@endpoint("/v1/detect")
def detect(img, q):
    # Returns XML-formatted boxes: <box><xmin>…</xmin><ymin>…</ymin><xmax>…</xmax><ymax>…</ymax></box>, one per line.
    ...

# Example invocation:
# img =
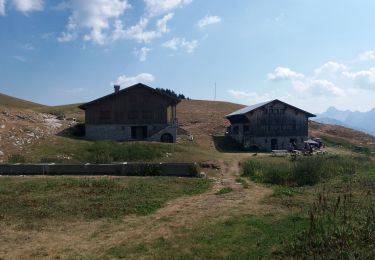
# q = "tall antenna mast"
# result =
<box><xmin>214</xmin><ymin>82</ymin><xmax>217</xmax><ymax>101</ymax></box>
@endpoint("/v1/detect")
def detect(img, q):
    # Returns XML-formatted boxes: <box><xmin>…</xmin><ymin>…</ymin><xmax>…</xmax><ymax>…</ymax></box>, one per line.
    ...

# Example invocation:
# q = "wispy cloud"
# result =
<box><xmin>64</xmin><ymin>87</ymin><xmax>84</xmax><ymax>95</ymax></box>
<box><xmin>353</xmin><ymin>50</ymin><xmax>375</xmax><ymax>63</ymax></box>
<box><xmin>144</xmin><ymin>0</ymin><xmax>192</xmax><ymax>16</ymax></box>
<box><xmin>197</xmin><ymin>14</ymin><xmax>221</xmax><ymax>28</ymax></box>
<box><xmin>112</xmin><ymin>12</ymin><xmax>174</xmax><ymax>43</ymax></box>
<box><xmin>12</xmin><ymin>0</ymin><xmax>44</xmax><ymax>12</ymax></box>
<box><xmin>314</xmin><ymin>61</ymin><xmax>347</xmax><ymax>75</ymax></box>
<box><xmin>58</xmin><ymin>0</ymin><xmax>131</xmax><ymax>44</ymax></box>
<box><xmin>0</xmin><ymin>0</ymin><xmax>44</xmax><ymax>15</ymax></box>
<box><xmin>13</xmin><ymin>55</ymin><xmax>27</xmax><ymax>62</ymax></box>
<box><xmin>0</xmin><ymin>0</ymin><xmax>5</xmax><ymax>15</ymax></box>
<box><xmin>134</xmin><ymin>47</ymin><xmax>151</xmax><ymax>62</ymax></box>
<box><xmin>21</xmin><ymin>42</ymin><xmax>35</xmax><ymax>50</ymax></box>
<box><xmin>268</xmin><ymin>67</ymin><xmax>304</xmax><ymax>81</ymax></box>
<box><xmin>114</xmin><ymin>73</ymin><xmax>155</xmax><ymax>87</ymax></box>
<box><xmin>162</xmin><ymin>37</ymin><xmax>198</xmax><ymax>53</ymax></box>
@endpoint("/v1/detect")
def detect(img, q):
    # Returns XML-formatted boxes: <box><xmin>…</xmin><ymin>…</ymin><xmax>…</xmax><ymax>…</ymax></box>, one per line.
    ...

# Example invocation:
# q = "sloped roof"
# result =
<box><xmin>79</xmin><ymin>83</ymin><xmax>180</xmax><ymax>110</ymax></box>
<box><xmin>225</xmin><ymin>99</ymin><xmax>316</xmax><ymax>118</ymax></box>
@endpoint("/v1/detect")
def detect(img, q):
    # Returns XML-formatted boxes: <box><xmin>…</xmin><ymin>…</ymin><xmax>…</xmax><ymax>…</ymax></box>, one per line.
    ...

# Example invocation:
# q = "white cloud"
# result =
<box><xmin>144</xmin><ymin>0</ymin><xmax>192</xmax><ymax>16</ymax></box>
<box><xmin>162</xmin><ymin>37</ymin><xmax>198</xmax><ymax>53</ymax></box>
<box><xmin>292</xmin><ymin>80</ymin><xmax>309</xmax><ymax>92</ymax></box>
<box><xmin>314</xmin><ymin>61</ymin><xmax>347</xmax><ymax>75</ymax></box>
<box><xmin>64</xmin><ymin>87</ymin><xmax>84</xmax><ymax>95</ymax></box>
<box><xmin>197</xmin><ymin>14</ymin><xmax>221</xmax><ymax>28</ymax></box>
<box><xmin>274</xmin><ymin>13</ymin><xmax>285</xmax><ymax>23</ymax></box>
<box><xmin>268</xmin><ymin>67</ymin><xmax>304</xmax><ymax>81</ymax></box>
<box><xmin>355</xmin><ymin>50</ymin><xmax>375</xmax><ymax>62</ymax></box>
<box><xmin>292</xmin><ymin>79</ymin><xmax>344</xmax><ymax>97</ymax></box>
<box><xmin>13</xmin><ymin>55</ymin><xmax>27</xmax><ymax>62</ymax></box>
<box><xmin>21</xmin><ymin>42</ymin><xmax>34</xmax><ymax>50</ymax></box>
<box><xmin>0</xmin><ymin>0</ymin><xmax>5</xmax><ymax>15</ymax></box>
<box><xmin>134</xmin><ymin>47</ymin><xmax>151</xmax><ymax>62</ymax></box>
<box><xmin>57</xmin><ymin>16</ymin><xmax>77</xmax><ymax>42</ymax></box>
<box><xmin>115</xmin><ymin>73</ymin><xmax>155</xmax><ymax>87</ymax></box>
<box><xmin>112</xmin><ymin>12</ymin><xmax>174</xmax><ymax>43</ymax></box>
<box><xmin>53</xmin><ymin>1</ymin><xmax>70</xmax><ymax>11</ymax></box>
<box><xmin>312</xmin><ymin>79</ymin><xmax>345</xmax><ymax>97</ymax></box>
<box><xmin>12</xmin><ymin>0</ymin><xmax>43</xmax><ymax>12</ymax></box>
<box><xmin>343</xmin><ymin>68</ymin><xmax>375</xmax><ymax>84</ymax></box>
<box><xmin>227</xmin><ymin>89</ymin><xmax>259</xmax><ymax>99</ymax></box>
<box><xmin>58</xmin><ymin>0</ymin><xmax>130</xmax><ymax>44</ymax></box>
<box><xmin>1</xmin><ymin>0</ymin><xmax>44</xmax><ymax>14</ymax></box>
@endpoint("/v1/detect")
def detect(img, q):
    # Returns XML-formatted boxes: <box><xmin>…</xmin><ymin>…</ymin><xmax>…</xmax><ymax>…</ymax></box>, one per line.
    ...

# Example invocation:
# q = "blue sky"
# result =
<box><xmin>1</xmin><ymin>0</ymin><xmax>375</xmax><ymax>113</ymax></box>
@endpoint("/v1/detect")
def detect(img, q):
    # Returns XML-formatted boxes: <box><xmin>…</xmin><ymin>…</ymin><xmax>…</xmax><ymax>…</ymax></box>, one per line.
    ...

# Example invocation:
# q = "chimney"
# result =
<box><xmin>114</xmin><ymin>85</ymin><xmax>120</xmax><ymax>93</ymax></box>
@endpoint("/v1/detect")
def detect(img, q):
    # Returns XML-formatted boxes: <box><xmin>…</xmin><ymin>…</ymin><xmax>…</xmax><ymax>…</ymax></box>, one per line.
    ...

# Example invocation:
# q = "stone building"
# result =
<box><xmin>225</xmin><ymin>99</ymin><xmax>316</xmax><ymax>151</ymax></box>
<box><xmin>79</xmin><ymin>83</ymin><xmax>180</xmax><ymax>142</ymax></box>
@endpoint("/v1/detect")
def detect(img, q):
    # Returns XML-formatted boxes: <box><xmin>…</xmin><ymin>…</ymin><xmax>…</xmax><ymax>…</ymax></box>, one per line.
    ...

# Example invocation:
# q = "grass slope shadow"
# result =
<box><xmin>212</xmin><ymin>135</ymin><xmax>247</xmax><ymax>153</ymax></box>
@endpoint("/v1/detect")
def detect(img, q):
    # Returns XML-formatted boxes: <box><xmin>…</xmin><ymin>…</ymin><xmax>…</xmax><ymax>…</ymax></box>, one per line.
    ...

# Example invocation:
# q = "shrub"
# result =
<box><xmin>7</xmin><ymin>154</ymin><xmax>26</xmax><ymax>163</ymax></box>
<box><xmin>281</xmin><ymin>189</ymin><xmax>375</xmax><ymax>259</ymax></box>
<box><xmin>242</xmin><ymin>156</ymin><xmax>361</xmax><ymax>187</ymax></box>
<box><xmin>292</xmin><ymin>157</ymin><xmax>324</xmax><ymax>186</ymax></box>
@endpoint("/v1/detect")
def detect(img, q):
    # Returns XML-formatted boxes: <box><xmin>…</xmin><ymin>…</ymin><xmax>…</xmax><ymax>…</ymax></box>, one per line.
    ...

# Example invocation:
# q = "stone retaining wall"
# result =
<box><xmin>0</xmin><ymin>163</ymin><xmax>198</xmax><ymax>177</ymax></box>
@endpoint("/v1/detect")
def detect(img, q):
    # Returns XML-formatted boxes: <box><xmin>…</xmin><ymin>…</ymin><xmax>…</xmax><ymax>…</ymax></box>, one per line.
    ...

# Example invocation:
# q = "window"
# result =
<box><xmin>233</xmin><ymin>126</ymin><xmax>239</xmax><ymax>135</ymax></box>
<box><xmin>243</xmin><ymin>125</ymin><xmax>250</xmax><ymax>133</ymax></box>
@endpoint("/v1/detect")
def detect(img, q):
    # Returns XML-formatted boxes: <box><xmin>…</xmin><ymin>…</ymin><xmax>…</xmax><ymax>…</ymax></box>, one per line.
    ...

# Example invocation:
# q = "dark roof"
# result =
<box><xmin>225</xmin><ymin>99</ymin><xmax>316</xmax><ymax>118</ymax></box>
<box><xmin>79</xmin><ymin>83</ymin><xmax>180</xmax><ymax>110</ymax></box>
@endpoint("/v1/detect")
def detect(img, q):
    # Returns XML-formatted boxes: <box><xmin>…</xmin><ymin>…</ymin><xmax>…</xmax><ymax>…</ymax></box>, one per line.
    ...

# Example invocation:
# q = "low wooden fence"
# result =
<box><xmin>0</xmin><ymin>163</ymin><xmax>198</xmax><ymax>177</ymax></box>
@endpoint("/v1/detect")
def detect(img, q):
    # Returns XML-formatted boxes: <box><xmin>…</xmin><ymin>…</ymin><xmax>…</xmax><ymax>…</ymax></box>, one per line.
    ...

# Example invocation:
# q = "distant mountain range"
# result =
<box><xmin>314</xmin><ymin>106</ymin><xmax>375</xmax><ymax>136</ymax></box>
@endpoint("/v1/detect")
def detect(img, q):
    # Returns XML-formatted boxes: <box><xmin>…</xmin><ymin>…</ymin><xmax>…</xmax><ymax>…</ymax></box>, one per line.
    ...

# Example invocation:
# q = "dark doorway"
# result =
<box><xmin>161</xmin><ymin>133</ymin><xmax>173</xmax><ymax>143</ymax></box>
<box><xmin>131</xmin><ymin>126</ymin><xmax>148</xmax><ymax>140</ymax></box>
<box><xmin>271</xmin><ymin>138</ymin><xmax>278</xmax><ymax>150</ymax></box>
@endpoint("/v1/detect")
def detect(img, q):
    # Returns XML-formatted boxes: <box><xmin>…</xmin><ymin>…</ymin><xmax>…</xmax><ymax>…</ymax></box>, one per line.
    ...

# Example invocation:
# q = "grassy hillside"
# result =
<box><xmin>1</xmin><ymin>95</ymin><xmax>375</xmax><ymax>259</ymax></box>
<box><xmin>0</xmin><ymin>92</ymin><xmax>44</xmax><ymax>109</ymax></box>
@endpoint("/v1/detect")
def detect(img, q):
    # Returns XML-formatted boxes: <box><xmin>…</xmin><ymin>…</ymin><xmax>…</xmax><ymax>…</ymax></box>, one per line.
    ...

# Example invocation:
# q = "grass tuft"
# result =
<box><xmin>215</xmin><ymin>187</ymin><xmax>234</xmax><ymax>195</ymax></box>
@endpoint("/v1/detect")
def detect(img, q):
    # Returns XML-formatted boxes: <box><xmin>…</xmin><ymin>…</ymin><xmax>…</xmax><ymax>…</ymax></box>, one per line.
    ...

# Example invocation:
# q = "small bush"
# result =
<box><xmin>7</xmin><ymin>154</ymin><xmax>26</xmax><ymax>163</ymax></box>
<box><xmin>281</xmin><ymin>189</ymin><xmax>375</xmax><ymax>259</ymax></box>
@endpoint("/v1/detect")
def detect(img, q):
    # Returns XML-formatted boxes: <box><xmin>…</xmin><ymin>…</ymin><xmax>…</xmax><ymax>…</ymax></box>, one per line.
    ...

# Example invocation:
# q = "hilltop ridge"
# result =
<box><xmin>0</xmin><ymin>92</ymin><xmax>374</xmax><ymax>158</ymax></box>
<box><xmin>0</xmin><ymin>92</ymin><xmax>44</xmax><ymax>109</ymax></box>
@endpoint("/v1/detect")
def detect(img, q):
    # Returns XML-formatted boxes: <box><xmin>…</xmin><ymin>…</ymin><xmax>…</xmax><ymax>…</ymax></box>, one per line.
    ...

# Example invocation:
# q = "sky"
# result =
<box><xmin>1</xmin><ymin>0</ymin><xmax>375</xmax><ymax>113</ymax></box>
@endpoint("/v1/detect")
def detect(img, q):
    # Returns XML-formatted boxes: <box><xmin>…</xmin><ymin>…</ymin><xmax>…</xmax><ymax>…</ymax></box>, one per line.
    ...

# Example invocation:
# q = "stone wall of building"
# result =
<box><xmin>85</xmin><ymin>124</ymin><xmax>178</xmax><ymax>142</ymax></box>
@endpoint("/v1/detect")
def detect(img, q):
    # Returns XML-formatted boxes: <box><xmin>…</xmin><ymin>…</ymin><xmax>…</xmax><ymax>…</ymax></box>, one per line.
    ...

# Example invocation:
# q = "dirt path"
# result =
<box><xmin>0</xmin><ymin>155</ymin><xmax>274</xmax><ymax>259</ymax></box>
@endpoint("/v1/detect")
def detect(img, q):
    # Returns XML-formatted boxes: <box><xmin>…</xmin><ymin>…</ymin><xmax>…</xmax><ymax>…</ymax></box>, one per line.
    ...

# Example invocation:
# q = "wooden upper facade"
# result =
<box><xmin>79</xmin><ymin>83</ymin><xmax>180</xmax><ymax>125</ymax></box>
<box><xmin>226</xmin><ymin>99</ymin><xmax>316</xmax><ymax>137</ymax></box>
